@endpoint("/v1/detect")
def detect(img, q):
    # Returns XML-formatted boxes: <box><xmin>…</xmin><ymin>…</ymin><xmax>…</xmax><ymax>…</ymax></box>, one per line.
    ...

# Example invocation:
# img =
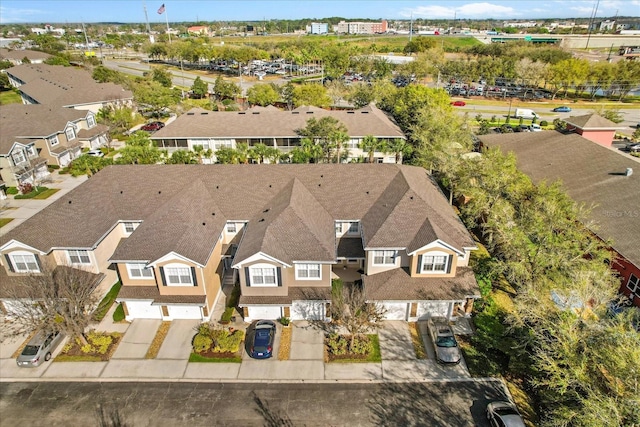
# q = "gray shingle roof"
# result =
<box><xmin>6</xmin><ymin>63</ymin><xmax>133</xmax><ymax>108</ymax></box>
<box><xmin>564</xmin><ymin>113</ymin><xmax>621</xmax><ymax>130</ymax></box>
<box><xmin>1</xmin><ymin>164</ymin><xmax>475</xmax><ymax>269</ymax></box>
<box><xmin>363</xmin><ymin>267</ymin><xmax>479</xmax><ymax>301</ymax></box>
<box><xmin>151</xmin><ymin>104</ymin><xmax>405</xmax><ymax>140</ymax></box>
<box><xmin>239</xmin><ymin>286</ymin><xmax>331</xmax><ymax>306</ymax></box>
<box><xmin>478</xmin><ymin>131</ymin><xmax>640</xmax><ymax>268</ymax></box>
<box><xmin>0</xmin><ymin>104</ymin><xmax>88</xmax><ymax>154</ymax></box>
<box><xmin>0</xmin><ymin>48</ymin><xmax>52</xmax><ymax>62</ymax></box>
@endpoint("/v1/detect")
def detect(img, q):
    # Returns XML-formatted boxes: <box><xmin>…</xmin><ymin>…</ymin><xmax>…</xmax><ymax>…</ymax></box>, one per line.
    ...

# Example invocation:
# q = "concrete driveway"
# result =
<box><xmin>289</xmin><ymin>321</ymin><xmax>324</xmax><ymax>360</ymax></box>
<box><xmin>111</xmin><ymin>319</ymin><xmax>161</xmax><ymax>359</ymax></box>
<box><xmin>156</xmin><ymin>319</ymin><xmax>200</xmax><ymax>359</ymax></box>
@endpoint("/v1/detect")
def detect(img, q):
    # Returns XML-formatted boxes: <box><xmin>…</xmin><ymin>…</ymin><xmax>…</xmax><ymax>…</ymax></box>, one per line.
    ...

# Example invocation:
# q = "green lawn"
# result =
<box><xmin>31</xmin><ymin>188</ymin><xmax>60</xmax><ymax>199</ymax></box>
<box><xmin>0</xmin><ymin>218</ymin><xmax>14</xmax><ymax>228</ymax></box>
<box><xmin>188</xmin><ymin>353</ymin><xmax>242</xmax><ymax>363</ymax></box>
<box><xmin>93</xmin><ymin>281</ymin><xmax>122</xmax><ymax>321</ymax></box>
<box><xmin>0</xmin><ymin>90</ymin><xmax>22</xmax><ymax>105</ymax></box>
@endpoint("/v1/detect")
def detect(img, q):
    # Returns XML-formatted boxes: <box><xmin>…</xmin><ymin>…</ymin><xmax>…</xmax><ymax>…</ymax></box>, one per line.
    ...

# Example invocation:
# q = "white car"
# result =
<box><xmin>86</xmin><ymin>149</ymin><xmax>105</xmax><ymax>157</ymax></box>
<box><xmin>427</xmin><ymin>316</ymin><xmax>461</xmax><ymax>364</ymax></box>
<box><xmin>528</xmin><ymin>124</ymin><xmax>542</xmax><ymax>132</ymax></box>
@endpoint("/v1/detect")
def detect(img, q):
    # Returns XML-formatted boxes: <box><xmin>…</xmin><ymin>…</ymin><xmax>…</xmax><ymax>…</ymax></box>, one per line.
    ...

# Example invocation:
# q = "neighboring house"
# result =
<box><xmin>0</xmin><ymin>48</ymin><xmax>52</xmax><ymax>65</ymax></box>
<box><xmin>563</xmin><ymin>114</ymin><xmax>622</xmax><ymax>147</ymax></box>
<box><xmin>5</xmin><ymin>63</ymin><xmax>133</xmax><ymax>113</ymax></box>
<box><xmin>151</xmin><ymin>104</ymin><xmax>406</xmax><ymax>164</ymax></box>
<box><xmin>478</xmin><ymin>131</ymin><xmax>640</xmax><ymax>307</ymax></box>
<box><xmin>0</xmin><ymin>164</ymin><xmax>480</xmax><ymax>322</ymax></box>
<box><xmin>0</xmin><ymin>105</ymin><xmax>109</xmax><ymax>187</ymax></box>
<box><xmin>187</xmin><ymin>26</ymin><xmax>210</xmax><ymax>36</ymax></box>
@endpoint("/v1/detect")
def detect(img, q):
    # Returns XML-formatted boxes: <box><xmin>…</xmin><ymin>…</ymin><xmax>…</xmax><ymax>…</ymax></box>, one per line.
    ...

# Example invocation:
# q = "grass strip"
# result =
<box><xmin>145</xmin><ymin>321</ymin><xmax>171</xmax><ymax>359</ymax></box>
<box><xmin>409</xmin><ymin>322</ymin><xmax>427</xmax><ymax>359</ymax></box>
<box><xmin>0</xmin><ymin>218</ymin><xmax>14</xmax><ymax>228</ymax></box>
<box><xmin>188</xmin><ymin>353</ymin><xmax>242</xmax><ymax>363</ymax></box>
<box><xmin>92</xmin><ymin>281</ymin><xmax>122</xmax><ymax>321</ymax></box>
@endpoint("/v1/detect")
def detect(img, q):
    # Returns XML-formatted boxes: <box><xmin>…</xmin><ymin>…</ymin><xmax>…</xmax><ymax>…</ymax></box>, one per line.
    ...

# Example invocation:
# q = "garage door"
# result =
<box><xmin>381</xmin><ymin>303</ymin><xmax>408</xmax><ymax>320</ymax></box>
<box><xmin>291</xmin><ymin>301</ymin><xmax>325</xmax><ymax>321</ymax></box>
<box><xmin>247</xmin><ymin>306</ymin><xmax>282</xmax><ymax>321</ymax></box>
<box><xmin>124</xmin><ymin>300</ymin><xmax>162</xmax><ymax>320</ymax></box>
<box><xmin>417</xmin><ymin>301</ymin><xmax>451</xmax><ymax>320</ymax></box>
<box><xmin>1</xmin><ymin>299</ymin><xmax>31</xmax><ymax>318</ymax></box>
<box><xmin>167</xmin><ymin>305</ymin><xmax>202</xmax><ymax>320</ymax></box>
<box><xmin>59</xmin><ymin>152</ymin><xmax>71</xmax><ymax>167</ymax></box>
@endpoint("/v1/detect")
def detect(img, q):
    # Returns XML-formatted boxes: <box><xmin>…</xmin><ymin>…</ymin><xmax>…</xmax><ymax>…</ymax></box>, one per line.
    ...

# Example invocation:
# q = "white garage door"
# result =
<box><xmin>124</xmin><ymin>300</ymin><xmax>162</xmax><ymax>320</ymax></box>
<box><xmin>291</xmin><ymin>301</ymin><xmax>325</xmax><ymax>321</ymax></box>
<box><xmin>247</xmin><ymin>306</ymin><xmax>282</xmax><ymax>321</ymax></box>
<box><xmin>417</xmin><ymin>301</ymin><xmax>451</xmax><ymax>320</ymax></box>
<box><xmin>167</xmin><ymin>305</ymin><xmax>202</xmax><ymax>320</ymax></box>
<box><xmin>381</xmin><ymin>303</ymin><xmax>408</xmax><ymax>320</ymax></box>
<box><xmin>59</xmin><ymin>152</ymin><xmax>71</xmax><ymax>167</ymax></box>
<box><xmin>1</xmin><ymin>299</ymin><xmax>31</xmax><ymax>318</ymax></box>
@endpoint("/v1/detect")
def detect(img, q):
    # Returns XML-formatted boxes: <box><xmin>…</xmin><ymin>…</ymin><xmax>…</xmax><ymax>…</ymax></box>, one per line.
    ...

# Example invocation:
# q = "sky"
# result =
<box><xmin>0</xmin><ymin>0</ymin><xmax>638</xmax><ymax>24</ymax></box>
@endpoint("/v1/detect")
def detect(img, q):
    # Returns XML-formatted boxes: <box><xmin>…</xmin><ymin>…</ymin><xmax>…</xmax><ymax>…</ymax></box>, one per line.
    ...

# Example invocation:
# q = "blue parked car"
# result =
<box><xmin>553</xmin><ymin>106</ymin><xmax>571</xmax><ymax>112</ymax></box>
<box><xmin>249</xmin><ymin>320</ymin><xmax>276</xmax><ymax>359</ymax></box>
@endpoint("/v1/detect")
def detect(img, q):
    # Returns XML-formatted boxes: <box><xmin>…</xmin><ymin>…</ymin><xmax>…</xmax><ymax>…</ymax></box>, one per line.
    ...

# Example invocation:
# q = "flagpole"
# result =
<box><xmin>164</xmin><ymin>4</ymin><xmax>171</xmax><ymax>44</ymax></box>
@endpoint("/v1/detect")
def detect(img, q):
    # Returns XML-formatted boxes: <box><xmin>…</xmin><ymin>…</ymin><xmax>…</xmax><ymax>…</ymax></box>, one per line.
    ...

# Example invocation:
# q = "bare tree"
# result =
<box><xmin>5</xmin><ymin>265</ymin><xmax>103</xmax><ymax>345</ymax></box>
<box><xmin>331</xmin><ymin>280</ymin><xmax>386</xmax><ymax>348</ymax></box>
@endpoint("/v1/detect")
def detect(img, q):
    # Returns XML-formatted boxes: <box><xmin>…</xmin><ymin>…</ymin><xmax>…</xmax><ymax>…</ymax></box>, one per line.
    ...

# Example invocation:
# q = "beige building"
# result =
<box><xmin>0</xmin><ymin>164</ymin><xmax>479</xmax><ymax>322</ymax></box>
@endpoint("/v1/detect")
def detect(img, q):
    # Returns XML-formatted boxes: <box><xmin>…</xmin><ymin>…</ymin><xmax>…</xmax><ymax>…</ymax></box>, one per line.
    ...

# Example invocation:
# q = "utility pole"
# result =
<box><xmin>585</xmin><ymin>0</ymin><xmax>600</xmax><ymax>50</ymax></box>
<box><xmin>409</xmin><ymin>13</ymin><xmax>413</xmax><ymax>41</ymax></box>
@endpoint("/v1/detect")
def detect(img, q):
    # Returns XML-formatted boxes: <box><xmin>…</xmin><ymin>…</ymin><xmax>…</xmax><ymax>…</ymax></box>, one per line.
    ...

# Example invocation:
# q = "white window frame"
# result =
<box><xmin>123</xmin><ymin>222</ymin><xmax>137</xmax><ymax>234</ymax></box>
<box><xmin>87</xmin><ymin>114</ymin><xmax>96</xmax><ymax>128</ymax></box>
<box><xmin>226</xmin><ymin>222</ymin><xmax>237</xmax><ymax>233</ymax></box>
<box><xmin>372</xmin><ymin>250</ymin><xmax>397</xmax><ymax>266</ymax></box>
<box><xmin>249</xmin><ymin>263</ymin><xmax>277</xmax><ymax>287</ymax></box>
<box><xmin>9</xmin><ymin>251</ymin><xmax>40</xmax><ymax>273</ymax></box>
<box><xmin>127</xmin><ymin>263</ymin><xmax>154</xmax><ymax>279</ymax></box>
<box><xmin>628</xmin><ymin>274</ymin><xmax>640</xmax><ymax>297</ymax></box>
<box><xmin>65</xmin><ymin>126</ymin><xmax>76</xmax><ymax>141</ymax></box>
<box><xmin>12</xmin><ymin>150</ymin><xmax>25</xmax><ymax>165</ymax></box>
<box><xmin>420</xmin><ymin>252</ymin><xmax>450</xmax><ymax>274</ymax></box>
<box><xmin>67</xmin><ymin>249</ymin><xmax>91</xmax><ymax>265</ymax></box>
<box><xmin>163</xmin><ymin>263</ymin><xmax>194</xmax><ymax>286</ymax></box>
<box><xmin>347</xmin><ymin>222</ymin><xmax>359</xmax><ymax>235</ymax></box>
<box><xmin>295</xmin><ymin>263</ymin><xmax>321</xmax><ymax>280</ymax></box>
<box><xmin>25</xmin><ymin>145</ymin><xmax>36</xmax><ymax>157</ymax></box>
<box><xmin>48</xmin><ymin>135</ymin><xmax>59</xmax><ymax>146</ymax></box>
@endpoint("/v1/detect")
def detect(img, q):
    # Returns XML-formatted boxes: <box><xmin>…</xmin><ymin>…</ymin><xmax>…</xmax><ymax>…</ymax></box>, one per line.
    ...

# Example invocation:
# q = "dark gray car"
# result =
<box><xmin>16</xmin><ymin>331</ymin><xmax>64</xmax><ymax>367</ymax></box>
<box><xmin>427</xmin><ymin>316</ymin><xmax>461</xmax><ymax>364</ymax></box>
<box><xmin>486</xmin><ymin>401</ymin><xmax>526</xmax><ymax>427</ymax></box>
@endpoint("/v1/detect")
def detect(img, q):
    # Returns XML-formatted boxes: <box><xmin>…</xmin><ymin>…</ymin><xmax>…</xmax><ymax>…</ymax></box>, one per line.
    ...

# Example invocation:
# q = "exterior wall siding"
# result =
<box><xmin>366</xmin><ymin>250</ymin><xmax>409</xmax><ymax>275</ymax></box>
<box><xmin>238</xmin><ymin>259</ymin><xmax>288</xmax><ymax>297</ymax></box>
<box><xmin>409</xmin><ymin>247</ymin><xmax>458</xmax><ymax>278</ymax></box>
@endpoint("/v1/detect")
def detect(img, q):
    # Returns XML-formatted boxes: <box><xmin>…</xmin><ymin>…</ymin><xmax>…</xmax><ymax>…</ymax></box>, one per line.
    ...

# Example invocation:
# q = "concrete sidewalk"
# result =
<box><xmin>0</xmin><ymin>320</ymin><xmax>471</xmax><ymax>383</ymax></box>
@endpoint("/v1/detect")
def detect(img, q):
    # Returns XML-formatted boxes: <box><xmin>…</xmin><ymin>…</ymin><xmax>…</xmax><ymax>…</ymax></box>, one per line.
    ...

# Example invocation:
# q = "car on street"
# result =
<box><xmin>16</xmin><ymin>330</ymin><xmax>64</xmax><ymax>367</ymax></box>
<box><xmin>86</xmin><ymin>149</ymin><xmax>105</xmax><ymax>157</ymax></box>
<box><xmin>140</xmin><ymin>121</ymin><xmax>165</xmax><ymax>132</ymax></box>
<box><xmin>450</xmin><ymin>100</ymin><xmax>466</xmax><ymax>107</ymax></box>
<box><xmin>515</xmin><ymin>125</ymin><xmax>531</xmax><ymax>132</ymax></box>
<box><xmin>553</xmin><ymin>106</ymin><xmax>572</xmax><ymax>112</ymax></box>
<box><xmin>427</xmin><ymin>316</ymin><xmax>461</xmax><ymax>364</ymax></box>
<box><xmin>627</xmin><ymin>143</ymin><xmax>640</xmax><ymax>153</ymax></box>
<box><xmin>528</xmin><ymin>124</ymin><xmax>542</xmax><ymax>132</ymax></box>
<box><xmin>249</xmin><ymin>320</ymin><xmax>276</xmax><ymax>359</ymax></box>
<box><xmin>486</xmin><ymin>401</ymin><xmax>526</xmax><ymax>427</ymax></box>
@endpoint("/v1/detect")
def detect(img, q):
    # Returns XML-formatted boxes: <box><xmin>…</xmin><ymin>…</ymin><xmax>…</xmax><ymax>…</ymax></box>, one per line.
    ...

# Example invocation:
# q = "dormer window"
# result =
<box><xmin>226</xmin><ymin>222</ymin><xmax>237</xmax><ymax>233</ymax></box>
<box><xmin>6</xmin><ymin>251</ymin><xmax>40</xmax><ymax>273</ymax></box>
<box><xmin>420</xmin><ymin>252</ymin><xmax>450</xmax><ymax>274</ymax></box>
<box><xmin>48</xmin><ymin>135</ymin><xmax>59</xmax><ymax>146</ymax></box>
<box><xmin>12</xmin><ymin>150</ymin><xmax>26</xmax><ymax>166</ymax></box>
<box><xmin>347</xmin><ymin>222</ymin><xmax>359</xmax><ymax>235</ymax></box>
<box><xmin>373</xmin><ymin>250</ymin><xmax>397</xmax><ymax>265</ymax></box>
<box><xmin>87</xmin><ymin>115</ymin><xmax>96</xmax><ymax>128</ymax></box>
<box><xmin>65</xmin><ymin>127</ymin><xmax>76</xmax><ymax>141</ymax></box>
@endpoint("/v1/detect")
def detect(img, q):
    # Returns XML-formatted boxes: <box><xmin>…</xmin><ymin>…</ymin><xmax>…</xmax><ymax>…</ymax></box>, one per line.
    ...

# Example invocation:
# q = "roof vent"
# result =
<box><xmin>366</xmin><ymin>191</ymin><xmax>369</xmax><ymax>195</ymax></box>
<box><xmin>269</xmin><ymin>184</ymin><xmax>272</xmax><ymax>188</ymax></box>
<box><xmin>347</xmin><ymin>111</ymin><xmax>355</xmax><ymax>114</ymax></box>
<box><xmin>320</xmin><ymin>174</ymin><xmax>323</xmax><ymax>178</ymax></box>
<box><xmin>212</xmin><ymin>212</ymin><xmax>215</xmax><ymax>216</ymax></box>
<box><xmin>263</xmin><ymin>208</ymin><xmax>270</xmax><ymax>213</ymax></box>
<box><xmin>318</xmin><ymin>183</ymin><xmax>321</xmax><ymax>187</ymax></box>
<box><xmin>120</xmin><ymin>190</ymin><xmax>123</xmax><ymax>194</ymax></box>
<box><xmin>158</xmin><ymin>191</ymin><xmax>161</xmax><ymax>194</ymax></box>
<box><xmin>361</xmin><ymin>111</ymin><xmax>369</xmax><ymax>114</ymax></box>
<box><xmin>410</xmin><ymin>196</ymin><xmax>414</xmax><ymax>200</ymax></box>
<box><xmin>626</xmin><ymin>168</ymin><xmax>633</xmax><ymax>177</ymax></box>
<box><xmin>239</xmin><ymin>112</ymin><xmax>246</xmax><ymax>115</ymax></box>
<box><xmin>187</xmin><ymin>112</ymin><xmax>195</xmax><ymax>115</ymax></box>
<box><xmin>68</xmin><ymin>200</ymin><xmax>72</xmax><ymax>204</ymax></box>
<box><xmin>200</xmin><ymin>112</ymin><xmax>208</xmax><ymax>115</ymax></box>
<box><xmin>306</xmin><ymin>111</ymin><xmax>313</xmax><ymax>114</ymax></box>
<box><xmin>292</xmin><ymin>112</ymin><xmax>299</xmax><ymax>114</ymax></box>
<box><xmin>202</xmin><ymin>222</ymin><xmax>206</xmax><ymax>226</ymax></box>
<box><xmin>216</xmin><ymin>185</ymin><xmax>219</xmax><ymax>189</ymax></box>
<box><xmin>252</xmin><ymin>112</ymin><xmax>260</xmax><ymax>114</ymax></box>
<box><xmin>259</xmin><ymin>218</ymin><xmax>265</xmax><ymax>222</ymax></box>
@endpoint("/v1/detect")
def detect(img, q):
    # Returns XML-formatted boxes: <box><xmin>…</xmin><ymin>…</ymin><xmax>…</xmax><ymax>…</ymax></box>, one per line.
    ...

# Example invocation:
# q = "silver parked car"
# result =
<box><xmin>486</xmin><ymin>401</ymin><xmax>526</xmax><ymax>427</ymax></box>
<box><xmin>16</xmin><ymin>330</ymin><xmax>64</xmax><ymax>367</ymax></box>
<box><xmin>427</xmin><ymin>316</ymin><xmax>461</xmax><ymax>364</ymax></box>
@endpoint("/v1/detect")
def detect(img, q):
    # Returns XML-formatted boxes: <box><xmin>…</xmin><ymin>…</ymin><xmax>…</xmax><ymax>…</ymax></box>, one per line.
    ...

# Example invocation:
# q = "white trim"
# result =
<box><xmin>163</xmin><ymin>262</ymin><xmax>194</xmax><ymax>286</ymax></box>
<box><xmin>0</xmin><ymin>240</ymin><xmax>46</xmax><ymax>254</ymax></box>
<box><xmin>233</xmin><ymin>251</ymin><xmax>291</xmax><ymax>269</ymax></box>
<box><xmin>249</xmin><ymin>263</ymin><xmax>278</xmax><ymax>287</ymax></box>
<box><xmin>126</xmin><ymin>263</ymin><xmax>154</xmax><ymax>279</ymax></box>
<box><xmin>148</xmin><ymin>251</ymin><xmax>204</xmax><ymax>268</ymax></box>
<box><xmin>407</xmin><ymin>239</ymin><xmax>464</xmax><ymax>257</ymax></box>
<box><xmin>7</xmin><ymin>251</ymin><xmax>40</xmax><ymax>273</ymax></box>
<box><xmin>295</xmin><ymin>263</ymin><xmax>322</xmax><ymax>280</ymax></box>
<box><xmin>371</xmin><ymin>250</ymin><xmax>398</xmax><ymax>266</ymax></box>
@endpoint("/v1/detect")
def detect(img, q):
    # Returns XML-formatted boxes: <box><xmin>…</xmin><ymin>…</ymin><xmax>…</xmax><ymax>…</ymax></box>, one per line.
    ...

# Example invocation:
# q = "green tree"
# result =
<box><xmin>213</xmin><ymin>76</ymin><xmax>240</xmax><ymax>100</ymax></box>
<box><xmin>246</xmin><ymin>83</ymin><xmax>279</xmax><ymax>106</ymax></box>
<box><xmin>166</xmin><ymin>150</ymin><xmax>198</xmax><ymax>164</ymax></box>
<box><xmin>150</xmin><ymin>66</ymin><xmax>173</xmax><ymax>88</ymax></box>
<box><xmin>68</xmin><ymin>153</ymin><xmax>113</xmax><ymax>177</ymax></box>
<box><xmin>403</xmin><ymin>36</ymin><xmax>437</xmax><ymax>55</ymax></box>
<box><xmin>133</xmin><ymin>80</ymin><xmax>180</xmax><ymax>115</ymax></box>
<box><xmin>190</xmin><ymin>76</ymin><xmax>208</xmax><ymax>99</ymax></box>
<box><xmin>96</xmin><ymin>105</ymin><xmax>135</xmax><ymax>136</ymax></box>
<box><xmin>117</xmin><ymin>132</ymin><xmax>165</xmax><ymax>164</ymax></box>
<box><xmin>358</xmin><ymin>135</ymin><xmax>380</xmax><ymax>163</ymax></box>
<box><xmin>291</xmin><ymin>83</ymin><xmax>331</xmax><ymax>108</ymax></box>
<box><xmin>296</xmin><ymin>116</ymin><xmax>347</xmax><ymax>162</ymax></box>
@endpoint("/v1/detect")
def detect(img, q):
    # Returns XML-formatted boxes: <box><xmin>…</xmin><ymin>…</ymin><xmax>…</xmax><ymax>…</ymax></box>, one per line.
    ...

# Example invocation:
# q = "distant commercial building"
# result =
<box><xmin>336</xmin><ymin>20</ymin><xmax>388</xmax><ymax>34</ymax></box>
<box><xmin>187</xmin><ymin>26</ymin><xmax>210</xmax><ymax>36</ymax></box>
<box><xmin>307</xmin><ymin>23</ymin><xmax>328</xmax><ymax>34</ymax></box>
<box><xmin>503</xmin><ymin>21</ymin><xmax>538</xmax><ymax>28</ymax></box>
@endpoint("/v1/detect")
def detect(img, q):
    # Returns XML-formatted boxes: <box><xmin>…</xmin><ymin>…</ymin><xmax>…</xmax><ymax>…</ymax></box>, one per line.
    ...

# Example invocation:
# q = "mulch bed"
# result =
<box><xmin>57</xmin><ymin>334</ymin><xmax>122</xmax><ymax>361</ymax></box>
<box><xmin>195</xmin><ymin>349</ymin><xmax>241</xmax><ymax>359</ymax></box>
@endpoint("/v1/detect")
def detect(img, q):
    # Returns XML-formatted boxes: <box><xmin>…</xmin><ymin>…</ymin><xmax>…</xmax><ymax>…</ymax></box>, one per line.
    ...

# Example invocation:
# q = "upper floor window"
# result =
<box><xmin>295</xmin><ymin>263</ymin><xmax>321</xmax><ymax>280</ymax></box>
<box><xmin>628</xmin><ymin>274</ymin><xmax>639</xmax><ymax>298</ymax></box>
<box><xmin>6</xmin><ymin>251</ymin><xmax>40</xmax><ymax>273</ymax></box>
<box><xmin>68</xmin><ymin>250</ymin><xmax>91</xmax><ymax>265</ymax></box>
<box><xmin>12</xmin><ymin>150</ymin><xmax>26</xmax><ymax>165</ymax></box>
<box><xmin>163</xmin><ymin>264</ymin><xmax>194</xmax><ymax>286</ymax></box>
<box><xmin>127</xmin><ymin>263</ymin><xmax>153</xmax><ymax>279</ymax></box>
<box><xmin>420</xmin><ymin>253</ymin><xmax>449</xmax><ymax>273</ymax></box>
<box><xmin>226</xmin><ymin>222</ymin><xmax>237</xmax><ymax>233</ymax></box>
<box><xmin>373</xmin><ymin>250</ymin><xmax>397</xmax><ymax>265</ymax></box>
<box><xmin>249</xmin><ymin>265</ymin><xmax>277</xmax><ymax>286</ymax></box>
<box><xmin>48</xmin><ymin>135</ymin><xmax>59</xmax><ymax>146</ymax></box>
<box><xmin>123</xmin><ymin>222</ymin><xmax>137</xmax><ymax>234</ymax></box>
<box><xmin>25</xmin><ymin>145</ymin><xmax>36</xmax><ymax>157</ymax></box>
<box><xmin>347</xmin><ymin>222</ymin><xmax>359</xmax><ymax>235</ymax></box>
<box><xmin>65</xmin><ymin>127</ymin><xmax>76</xmax><ymax>141</ymax></box>
<box><xmin>87</xmin><ymin>115</ymin><xmax>96</xmax><ymax>128</ymax></box>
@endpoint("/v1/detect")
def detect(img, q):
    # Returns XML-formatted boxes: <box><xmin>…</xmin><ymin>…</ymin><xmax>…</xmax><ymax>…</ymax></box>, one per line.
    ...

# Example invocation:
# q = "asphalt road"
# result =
<box><xmin>0</xmin><ymin>380</ymin><xmax>509</xmax><ymax>427</ymax></box>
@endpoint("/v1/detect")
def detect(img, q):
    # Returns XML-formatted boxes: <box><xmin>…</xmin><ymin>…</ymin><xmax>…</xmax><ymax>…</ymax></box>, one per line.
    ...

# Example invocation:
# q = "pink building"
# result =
<box><xmin>563</xmin><ymin>114</ymin><xmax>622</xmax><ymax>147</ymax></box>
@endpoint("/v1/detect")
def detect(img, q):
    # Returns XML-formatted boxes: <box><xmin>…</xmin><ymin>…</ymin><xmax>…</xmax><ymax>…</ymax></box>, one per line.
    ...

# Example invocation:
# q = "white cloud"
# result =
<box><xmin>400</xmin><ymin>2</ymin><xmax>520</xmax><ymax>19</ymax></box>
<box><xmin>0</xmin><ymin>6</ymin><xmax>50</xmax><ymax>24</ymax></box>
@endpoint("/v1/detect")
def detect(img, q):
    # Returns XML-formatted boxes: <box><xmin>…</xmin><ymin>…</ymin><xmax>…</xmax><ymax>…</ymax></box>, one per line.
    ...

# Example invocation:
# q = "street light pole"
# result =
<box><xmin>506</xmin><ymin>98</ymin><xmax>513</xmax><ymax>124</ymax></box>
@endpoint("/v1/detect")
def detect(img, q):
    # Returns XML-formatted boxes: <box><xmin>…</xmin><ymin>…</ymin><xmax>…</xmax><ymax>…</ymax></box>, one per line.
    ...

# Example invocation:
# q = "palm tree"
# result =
<box><xmin>359</xmin><ymin>135</ymin><xmax>379</xmax><ymax>163</ymax></box>
<box><xmin>235</xmin><ymin>143</ymin><xmax>250</xmax><ymax>164</ymax></box>
<box><xmin>250</xmin><ymin>143</ymin><xmax>271</xmax><ymax>164</ymax></box>
<box><xmin>387</xmin><ymin>138</ymin><xmax>411</xmax><ymax>164</ymax></box>
<box><xmin>329</xmin><ymin>130</ymin><xmax>349</xmax><ymax>163</ymax></box>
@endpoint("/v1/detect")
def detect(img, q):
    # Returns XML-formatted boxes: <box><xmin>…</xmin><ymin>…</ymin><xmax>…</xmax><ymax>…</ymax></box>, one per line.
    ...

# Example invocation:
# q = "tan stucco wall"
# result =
<box><xmin>365</xmin><ymin>250</ymin><xmax>410</xmax><ymax>275</ymax></box>
<box><xmin>222</xmin><ymin>222</ymin><xmax>245</xmax><ymax>244</ymax></box>
<box><xmin>118</xmin><ymin>263</ymin><xmax>157</xmax><ymax>287</ymax></box>
<box><xmin>409</xmin><ymin>247</ymin><xmax>457</xmax><ymax>278</ymax></box>
<box><xmin>238</xmin><ymin>259</ymin><xmax>288</xmax><ymax>297</ymax></box>
<box><xmin>286</xmin><ymin>264</ymin><xmax>332</xmax><ymax>288</ymax></box>
<box><xmin>202</xmin><ymin>238</ymin><xmax>223</xmax><ymax>311</ymax></box>
<box><xmin>0</xmin><ymin>157</ymin><xmax>18</xmax><ymax>187</ymax></box>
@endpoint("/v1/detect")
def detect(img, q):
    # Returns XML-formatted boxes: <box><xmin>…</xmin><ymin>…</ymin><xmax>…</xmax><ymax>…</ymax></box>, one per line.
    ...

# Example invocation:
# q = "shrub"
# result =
<box><xmin>490</xmin><ymin>115</ymin><xmax>497</xmax><ymax>123</ymax></box>
<box><xmin>539</xmin><ymin>120</ymin><xmax>548</xmax><ymax>127</ymax></box>
<box><xmin>112</xmin><ymin>303</ymin><xmax>125</xmax><ymax>322</ymax></box>
<box><xmin>193</xmin><ymin>333</ymin><xmax>213</xmax><ymax>353</ymax></box>
<box><xmin>18</xmin><ymin>182</ymin><xmax>33</xmax><ymax>195</ymax></box>
<box><xmin>6</xmin><ymin>187</ymin><xmax>18</xmax><ymax>195</ymax></box>
<box><xmin>221</xmin><ymin>307</ymin><xmax>234</xmax><ymax>323</ymax></box>
<box><xmin>278</xmin><ymin>317</ymin><xmax>290</xmax><ymax>326</ymax></box>
<box><xmin>350</xmin><ymin>335</ymin><xmax>374</xmax><ymax>355</ymax></box>
<box><xmin>48</xmin><ymin>164</ymin><xmax>60</xmax><ymax>170</ymax></box>
<box><xmin>212</xmin><ymin>330</ymin><xmax>243</xmax><ymax>353</ymax></box>
<box><xmin>326</xmin><ymin>333</ymin><xmax>348</xmax><ymax>355</ymax></box>
<box><xmin>79</xmin><ymin>331</ymin><xmax>114</xmax><ymax>354</ymax></box>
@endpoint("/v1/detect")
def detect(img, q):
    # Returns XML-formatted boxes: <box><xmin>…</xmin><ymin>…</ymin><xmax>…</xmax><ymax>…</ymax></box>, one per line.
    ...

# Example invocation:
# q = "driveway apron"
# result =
<box><xmin>156</xmin><ymin>319</ymin><xmax>200</xmax><ymax>359</ymax></box>
<box><xmin>378</xmin><ymin>321</ymin><xmax>416</xmax><ymax>361</ymax></box>
<box><xmin>111</xmin><ymin>319</ymin><xmax>161</xmax><ymax>359</ymax></box>
<box><xmin>289</xmin><ymin>321</ymin><xmax>324</xmax><ymax>360</ymax></box>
